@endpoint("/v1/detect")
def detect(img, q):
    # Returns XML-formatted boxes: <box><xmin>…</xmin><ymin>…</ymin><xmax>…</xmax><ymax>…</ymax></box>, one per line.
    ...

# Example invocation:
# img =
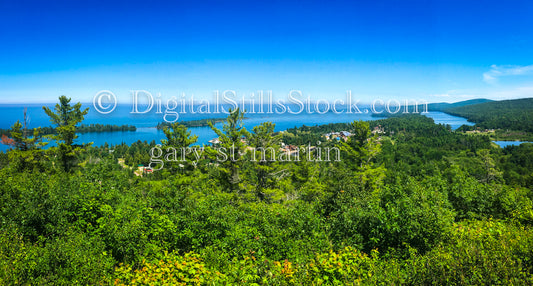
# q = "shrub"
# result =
<box><xmin>113</xmin><ymin>251</ymin><xmax>223</xmax><ymax>285</ymax></box>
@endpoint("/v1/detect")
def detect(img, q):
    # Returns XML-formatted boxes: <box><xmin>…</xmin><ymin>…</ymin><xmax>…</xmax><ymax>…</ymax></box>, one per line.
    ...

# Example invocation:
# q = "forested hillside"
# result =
<box><xmin>446</xmin><ymin>98</ymin><xmax>533</xmax><ymax>132</ymax></box>
<box><xmin>0</xmin><ymin>123</ymin><xmax>136</xmax><ymax>137</ymax></box>
<box><xmin>1</xmin><ymin>97</ymin><xmax>532</xmax><ymax>285</ymax></box>
<box><xmin>426</xmin><ymin>98</ymin><xmax>493</xmax><ymax>112</ymax></box>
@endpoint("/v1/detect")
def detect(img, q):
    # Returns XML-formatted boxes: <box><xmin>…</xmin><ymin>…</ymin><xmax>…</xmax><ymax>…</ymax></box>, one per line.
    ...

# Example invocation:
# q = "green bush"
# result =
<box><xmin>331</xmin><ymin>177</ymin><xmax>455</xmax><ymax>254</ymax></box>
<box><xmin>113</xmin><ymin>251</ymin><xmax>222</xmax><ymax>285</ymax></box>
<box><xmin>413</xmin><ymin>219</ymin><xmax>533</xmax><ymax>285</ymax></box>
<box><xmin>0</xmin><ymin>226</ymin><xmax>114</xmax><ymax>285</ymax></box>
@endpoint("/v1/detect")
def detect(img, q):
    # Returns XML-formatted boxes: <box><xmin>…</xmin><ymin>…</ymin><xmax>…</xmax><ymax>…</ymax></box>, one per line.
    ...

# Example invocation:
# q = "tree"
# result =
<box><xmin>248</xmin><ymin>122</ymin><xmax>282</xmax><ymax>200</ymax></box>
<box><xmin>3</xmin><ymin>108</ymin><xmax>47</xmax><ymax>171</ymax></box>
<box><xmin>477</xmin><ymin>149</ymin><xmax>503</xmax><ymax>183</ymax></box>
<box><xmin>341</xmin><ymin>120</ymin><xmax>385</xmax><ymax>190</ymax></box>
<box><xmin>43</xmin><ymin>96</ymin><xmax>89</xmax><ymax>172</ymax></box>
<box><xmin>4</xmin><ymin>108</ymin><xmax>46</xmax><ymax>152</ymax></box>
<box><xmin>321</xmin><ymin>121</ymin><xmax>386</xmax><ymax>216</ymax></box>
<box><xmin>207</xmin><ymin>108</ymin><xmax>250</xmax><ymax>192</ymax></box>
<box><xmin>160</xmin><ymin>122</ymin><xmax>198</xmax><ymax>173</ymax></box>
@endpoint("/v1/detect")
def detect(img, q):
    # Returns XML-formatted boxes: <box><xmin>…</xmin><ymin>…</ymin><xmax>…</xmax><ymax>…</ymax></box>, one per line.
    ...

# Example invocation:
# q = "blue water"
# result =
<box><xmin>423</xmin><ymin>111</ymin><xmax>475</xmax><ymax>130</ymax></box>
<box><xmin>493</xmin><ymin>141</ymin><xmax>532</xmax><ymax>148</ymax></box>
<box><xmin>0</xmin><ymin>104</ymin><xmax>474</xmax><ymax>152</ymax></box>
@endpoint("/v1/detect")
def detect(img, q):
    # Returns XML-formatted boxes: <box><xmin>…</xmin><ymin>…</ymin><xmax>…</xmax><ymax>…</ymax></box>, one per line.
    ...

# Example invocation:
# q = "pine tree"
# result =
<box><xmin>207</xmin><ymin>108</ymin><xmax>250</xmax><ymax>192</ymax></box>
<box><xmin>339</xmin><ymin>120</ymin><xmax>385</xmax><ymax>194</ymax></box>
<box><xmin>43</xmin><ymin>96</ymin><xmax>89</xmax><ymax>172</ymax></box>
<box><xmin>3</xmin><ymin>108</ymin><xmax>47</xmax><ymax>171</ymax></box>
<box><xmin>160</xmin><ymin>122</ymin><xmax>198</xmax><ymax>173</ymax></box>
<box><xmin>249</xmin><ymin>122</ymin><xmax>282</xmax><ymax>200</ymax></box>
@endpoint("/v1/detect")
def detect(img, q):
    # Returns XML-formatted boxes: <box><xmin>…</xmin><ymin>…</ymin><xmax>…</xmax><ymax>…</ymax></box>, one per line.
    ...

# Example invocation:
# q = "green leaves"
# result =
<box><xmin>207</xmin><ymin>108</ymin><xmax>250</xmax><ymax>192</ymax></box>
<box><xmin>248</xmin><ymin>122</ymin><xmax>283</xmax><ymax>200</ymax></box>
<box><xmin>42</xmin><ymin>96</ymin><xmax>89</xmax><ymax>172</ymax></box>
<box><xmin>161</xmin><ymin>122</ymin><xmax>198</xmax><ymax>149</ymax></box>
<box><xmin>3</xmin><ymin>108</ymin><xmax>48</xmax><ymax>171</ymax></box>
<box><xmin>1</xmin><ymin>104</ymin><xmax>533</xmax><ymax>284</ymax></box>
<box><xmin>330</xmin><ymin>176</ymin><xmax>455</xmax><ymax>254</ymax></box>
<box><xmin>160</xmin><ymin>122</ymin><xmax>198</xmax><ymax>173</ymax></box>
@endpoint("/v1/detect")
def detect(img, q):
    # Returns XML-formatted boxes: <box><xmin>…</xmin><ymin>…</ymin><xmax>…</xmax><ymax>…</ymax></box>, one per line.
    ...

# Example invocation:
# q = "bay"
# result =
<box><xmin>0</xmin><ymin>103</ymin><xmax>474</xmax><ymax>152</ymax></box>
<box><xmin>493</xmin><ymin>141</ymin><xmax>532</xmax><ymax>148</ymax></box>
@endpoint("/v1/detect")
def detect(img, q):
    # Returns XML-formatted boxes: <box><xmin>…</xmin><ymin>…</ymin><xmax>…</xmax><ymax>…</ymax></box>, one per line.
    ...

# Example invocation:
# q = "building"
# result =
<box><xmin>324</xmin><ymin>131</ymin><xmax>352</xmax><ymax>141</ymax></box>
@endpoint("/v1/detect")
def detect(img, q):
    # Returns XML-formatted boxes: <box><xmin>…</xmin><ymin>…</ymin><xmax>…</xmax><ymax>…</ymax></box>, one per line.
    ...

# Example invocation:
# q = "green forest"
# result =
<box><xmin>0</xmin><ymin>124</ymin><xmax>136</xmax><ymax>138</ymax></box>
<box><xmin>1</xmin><ymin>96</ymin><xmax>533</xmax><ymax>285</ymax></box>
<box><xmin>446</xmin><ymin>98</ymin><xmax>533</xmax><ymax>134</ymax></box>
<box><xmin>383</xmin><ymin>98</ymin><xmax>533</xmax><ymax>141</ymax></box>
<box><xmin>157</xmin><ymin>118</ymin><xmax>228</xmax><ymax>129</ymax></box>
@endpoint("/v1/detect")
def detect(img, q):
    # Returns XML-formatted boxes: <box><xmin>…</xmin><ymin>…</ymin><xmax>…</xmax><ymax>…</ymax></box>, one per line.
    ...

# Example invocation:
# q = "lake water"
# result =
<box><xmin>0</xmin><ymin>103</ymin><xmax>474</xmax><ymax>152</ymax></box>
<box><xmin>423</xmin><ymin>111</ymin><xmax>475</xmax><ymax>130</ymax></box>
<box><xmin>493</xmin><ymin>141</ymin><xmax>532</xmax><ymax>148</ymax></box>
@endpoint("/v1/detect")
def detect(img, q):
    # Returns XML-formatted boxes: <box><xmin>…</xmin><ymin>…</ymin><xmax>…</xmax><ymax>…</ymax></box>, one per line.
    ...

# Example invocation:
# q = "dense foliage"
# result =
<box><xmin>157</xmin><ymin>118</ymin><xmax>229</xmax><ymax>129</ymax></box>
<box><xmin>425</xmin><ymin>98</ymin><xmax>493</xmax><ymax>112</ymax></box>
<box><xmin>1</xmin><ymin>97</ymin><xmax>532</xmax><ymax>284</ymax></box>
<box><xmin>447</xmin><ymin>98</ymin><xmax>533</xmax><ymax>132</ymax></box>
<box><xmin>1</xmin><ymin>124</ymin><xmax>136</xmax><ymax>137</ymax></box>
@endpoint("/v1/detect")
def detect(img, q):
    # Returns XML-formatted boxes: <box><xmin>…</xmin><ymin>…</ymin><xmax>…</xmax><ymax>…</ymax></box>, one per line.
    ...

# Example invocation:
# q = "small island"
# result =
<box><xmin>0</xmin><ymin>123</ymin><xmax>137</xmax><ymax>137</ymax></box>
<box><xmin>156</xmin><ymin>118</ymin><xmax>228</xmax><ymax>129</ymax></box>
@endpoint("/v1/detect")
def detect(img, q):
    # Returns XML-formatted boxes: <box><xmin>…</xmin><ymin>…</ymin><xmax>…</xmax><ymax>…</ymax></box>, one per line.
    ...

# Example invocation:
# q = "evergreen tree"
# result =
<box><xmin>477</xmin><ymin>149</ymin><xmax>503</xmax><ymax>183</ymax></box>
<box><xmin>43</xmin><ymin>96</ymin><xmax>89</xmax><ymax>172</ymax></box>
<box><xmin>330</xmin><ymin>120</ymin><xmax>386</xmax><ymax>201</ymax></box>
<box><xmin>207</xmin><ymin>108</ymin><xmax>250</xmax><ymax>192</ymax></box>
<box><xmin>249</xmin><ymin>122</ymin><xmax>282</xmax><ymax>200</ymax></box>
<box><xmin>160</xmin><ymin>122</ymin><xmax>198</xmax><ymax>173</ymax></box>
<box><xmin>3</xmin><ymin>108</ymin><xmax>47</xmax><ymax>171</ymax></box>
<box><xmin>10</xmin><ymin>108</ymin><xmax>47</xmax><ymax>151</ymax></box>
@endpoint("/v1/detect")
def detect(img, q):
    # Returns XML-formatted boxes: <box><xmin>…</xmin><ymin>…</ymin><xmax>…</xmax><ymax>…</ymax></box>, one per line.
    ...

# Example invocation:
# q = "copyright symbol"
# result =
<box><xmin>93</xmin><ymin>90</ymin><xmax>117</xmax><ymax>114</ymax></box>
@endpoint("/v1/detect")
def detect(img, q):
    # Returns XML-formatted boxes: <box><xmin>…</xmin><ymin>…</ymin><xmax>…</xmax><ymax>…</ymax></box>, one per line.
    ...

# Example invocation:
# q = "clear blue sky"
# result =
<box><xmin>0</xmin><ymin>0</ymin><xmax>532</xmax><ymax>104</ymax></box>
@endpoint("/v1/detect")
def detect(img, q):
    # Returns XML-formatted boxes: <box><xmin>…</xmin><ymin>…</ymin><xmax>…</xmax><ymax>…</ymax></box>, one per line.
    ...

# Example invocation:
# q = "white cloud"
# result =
<box><xmin>488</xmin><ymin>86</ymin><xmax>533</xmax><ymax>99</ymax></box>
<box><xmin>483</xmin><ymin>64</ymin><xmax>533</xmax><ymax>84</ymax></box>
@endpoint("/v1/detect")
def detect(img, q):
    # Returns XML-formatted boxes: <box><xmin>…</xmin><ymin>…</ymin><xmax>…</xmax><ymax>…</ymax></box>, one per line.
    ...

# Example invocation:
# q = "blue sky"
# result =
<box><xmin>0</xmin><ymin>0</ymin><xmax>532</xmax><ymax>104</ymax></box>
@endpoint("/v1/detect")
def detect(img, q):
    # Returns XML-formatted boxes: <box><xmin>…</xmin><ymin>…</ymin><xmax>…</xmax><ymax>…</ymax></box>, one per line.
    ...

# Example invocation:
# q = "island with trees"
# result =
<box><xmin>156</xmin><ymin>117</ymin><xmax>238</xmax><ymax>129</ymax></box>
<box><xmin>0</xmin><ymin>123</ymin><xmax>136</xmax><ymax>137</ymax></box>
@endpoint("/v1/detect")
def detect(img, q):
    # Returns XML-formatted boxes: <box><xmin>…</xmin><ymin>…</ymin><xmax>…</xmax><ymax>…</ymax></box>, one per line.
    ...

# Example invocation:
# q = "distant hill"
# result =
<box><xmin>444</xmin><ymin>98</ymin><xmax>533</xmax><ymax>132</ymax></box>
<box><xmin>373</xmin><ymin>98</ymin><xmax>494</xmax><ymax>118</ymax></box>
<box><xmin>426</xmin><ymin>98</ymin><xmax>494</xmax><ymax>112</ymax></box>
